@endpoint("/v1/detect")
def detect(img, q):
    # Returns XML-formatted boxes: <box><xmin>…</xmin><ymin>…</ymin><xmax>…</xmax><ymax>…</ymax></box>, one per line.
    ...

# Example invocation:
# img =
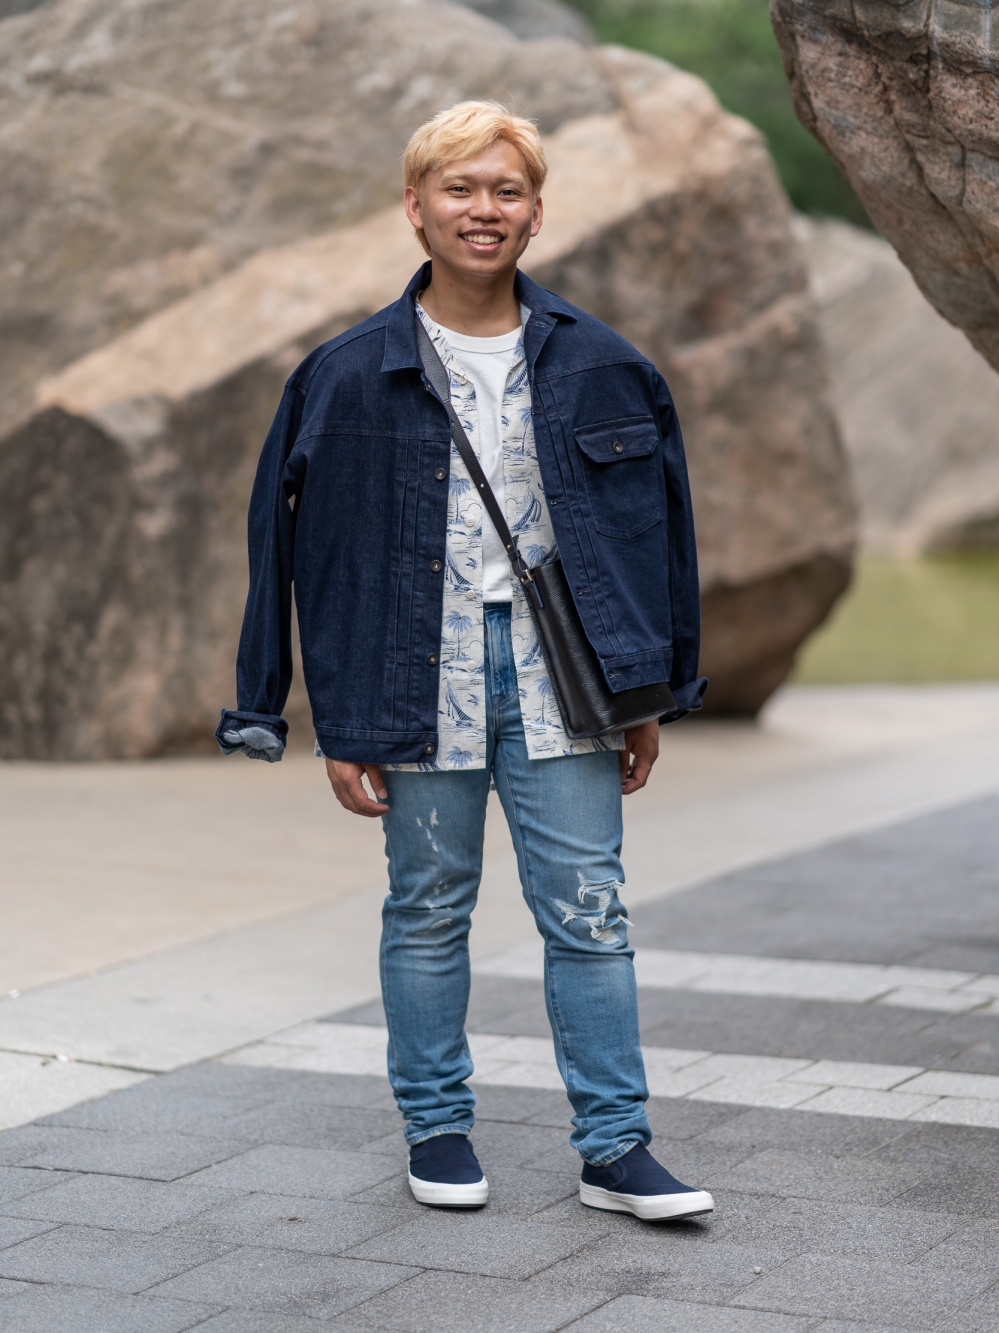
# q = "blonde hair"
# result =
<box><xmin>403</xmin><ymin>101</ymin><xmax>547</xmax><ymax>255</ymax></box>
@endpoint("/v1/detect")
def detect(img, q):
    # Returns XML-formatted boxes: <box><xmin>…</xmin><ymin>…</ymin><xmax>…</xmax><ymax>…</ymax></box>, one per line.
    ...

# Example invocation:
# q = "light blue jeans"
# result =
<box><xmin>379</xmin><ymin>603</ymin><xmax>651</xmax><ymax>1165</ymax></box>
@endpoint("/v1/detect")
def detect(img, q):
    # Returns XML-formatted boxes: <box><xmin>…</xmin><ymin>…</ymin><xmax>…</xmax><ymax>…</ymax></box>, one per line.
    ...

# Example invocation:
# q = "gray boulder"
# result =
<box><xmin>0</xmin><ymin>4</ymin><xmax>853</xmax><ymax>757</ymax></box>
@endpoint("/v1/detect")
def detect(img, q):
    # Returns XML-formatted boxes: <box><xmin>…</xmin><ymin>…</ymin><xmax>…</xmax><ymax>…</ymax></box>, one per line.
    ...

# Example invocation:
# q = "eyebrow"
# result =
<box><xmin>438</xmin><ymin>170</ymin><xmax>528</xmax><ymax>188</ymax></box>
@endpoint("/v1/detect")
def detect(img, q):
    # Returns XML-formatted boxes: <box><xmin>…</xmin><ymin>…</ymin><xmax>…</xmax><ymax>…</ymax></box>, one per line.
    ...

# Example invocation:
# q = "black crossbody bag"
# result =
<box><xmin>417</xmin><ymin>318</ymin><xmax>679</xmax><ymax>739</ymax></box>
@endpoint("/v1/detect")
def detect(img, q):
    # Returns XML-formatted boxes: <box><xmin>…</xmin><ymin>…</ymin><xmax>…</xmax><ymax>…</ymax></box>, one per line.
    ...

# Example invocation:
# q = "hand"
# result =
<box><xmin>325</xmin><ymin>758</ymin><xmax>389</xmax><ymax>817</ymax></box>
<box><xmin>619</xmin><ymin>719</ymin><xmax>660</xmax><ymax>795</ymax></box>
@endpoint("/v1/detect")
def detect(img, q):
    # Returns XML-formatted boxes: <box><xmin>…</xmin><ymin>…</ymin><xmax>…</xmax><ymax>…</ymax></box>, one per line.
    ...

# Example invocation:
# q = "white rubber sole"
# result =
<box><xmin>579</xmin><ymin>1181</ymin><xmax>715</xmax><ymax>1221</ymax></box>
<box><xmin>408</xmin><ymin>1171</ymin><xmax>489</xmax><ymax>1208</ymax></box>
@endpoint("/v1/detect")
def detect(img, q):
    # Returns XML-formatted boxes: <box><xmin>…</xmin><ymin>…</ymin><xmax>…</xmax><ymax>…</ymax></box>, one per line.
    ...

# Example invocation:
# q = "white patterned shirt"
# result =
<box><xmin>389</xmin><ymin>303</ymin><xmax>624</xmax><ymax>772</ymax></box>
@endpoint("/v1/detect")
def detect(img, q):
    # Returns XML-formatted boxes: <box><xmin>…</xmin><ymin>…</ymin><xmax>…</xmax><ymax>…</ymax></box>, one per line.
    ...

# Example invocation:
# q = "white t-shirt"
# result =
<box><xmin>433</xmin><ymin>319</ymin><xmax>522</xmax><ymax>603</ymax></box>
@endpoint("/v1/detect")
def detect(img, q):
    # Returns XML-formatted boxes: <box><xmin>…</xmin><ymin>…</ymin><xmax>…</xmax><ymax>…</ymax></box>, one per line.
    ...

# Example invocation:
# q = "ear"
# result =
<box><xmin>530</xmin><ymin>194</ymin><xmax>543</xmax><ymax>239</ymax></box>
<box><xmin>403</xmin><ymin>185</ymin><xmax>423</xmax><ymax>231</ymax></box>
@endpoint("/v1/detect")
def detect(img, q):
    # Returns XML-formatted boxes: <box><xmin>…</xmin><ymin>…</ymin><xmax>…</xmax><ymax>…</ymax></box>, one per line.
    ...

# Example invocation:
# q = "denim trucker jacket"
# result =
<box><xmin>217</xmin><ymin>264</ymin><xmax>706</xmax><ymax>765</ymax></box>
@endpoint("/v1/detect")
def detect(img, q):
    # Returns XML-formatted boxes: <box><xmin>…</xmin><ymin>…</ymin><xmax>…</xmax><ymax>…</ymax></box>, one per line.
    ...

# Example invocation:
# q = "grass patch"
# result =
<box><xmin>568</xmin><ymin>0</ymin><xmax>870</xmax><ymax>225</ymax></box>
<box><xmin>794</xmin><ymin>555</ymin><xmax>999</xmax><ymax>683</ymax></box>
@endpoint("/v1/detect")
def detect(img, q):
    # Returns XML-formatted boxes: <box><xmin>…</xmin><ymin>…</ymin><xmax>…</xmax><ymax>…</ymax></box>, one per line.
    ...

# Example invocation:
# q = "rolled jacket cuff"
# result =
<box><xmin>216</xmin><ymin>709</ymin><xmax>288</xmax><ymax>761</ymax></box>
<box><xmin>665</xmin><ymin>676</ymin><xmax>708</xmax><ymax>723</ymax></box>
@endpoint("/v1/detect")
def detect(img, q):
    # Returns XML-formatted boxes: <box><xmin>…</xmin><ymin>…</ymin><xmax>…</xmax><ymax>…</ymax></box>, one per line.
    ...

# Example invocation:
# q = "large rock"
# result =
<box><xmin>771</xmin><ymin>0</ymin><xmax>999</xmax><ymax>375</ymax></box>
<box><xmin>0</xmin><ymin>5</ymin><xmax>854</xmax><ymax>758</ymax></box>
<box><xmin>800</xmin><ymin>216</ymin><xmax>999</xmax><ymax>553</ymax></box>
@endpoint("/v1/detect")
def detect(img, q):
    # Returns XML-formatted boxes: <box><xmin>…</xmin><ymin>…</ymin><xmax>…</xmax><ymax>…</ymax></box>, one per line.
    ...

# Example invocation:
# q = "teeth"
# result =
<box><xmin>465</xmin><ymin>234</ymin><xmax>500</xmax><ymax>244</ymax></box>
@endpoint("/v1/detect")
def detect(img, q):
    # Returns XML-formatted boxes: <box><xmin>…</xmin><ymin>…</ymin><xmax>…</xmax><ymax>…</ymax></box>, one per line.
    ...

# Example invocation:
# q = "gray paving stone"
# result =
<box><xmin>638</xmin><ymin>796</ymin><xmax>999</xmax><ymax>969</ymax></box>
<box><xmin>696</xmin><ymin>1106</ymin><xmax>911</xmax><ymax>1156</ymax></box>
<box><xmin>148</xmin><ymin>1247</ymin><xmax>418</xmax><ymax>1320</ymax></box>
<box><xmin>0</xmin><ymin>1284</ymin><xmax>220</xmax><ymax>1331</ymax></box>
<box><xmin>474</xmin><ymin>1083</ymin><xmax>570</xmax><ymax>1126</ymax></box>
<box><xmin>0</xmin><ymin>1165</ymin><xmax>73</xmax><ymax>1205</ymax></box>
<box><xmin>0</xmin><ymin>1128</ymin><xmax>63</xmax><ymax>1167</ymax></box>
<box><xmin>4</xmin><ymin>1174</ymin><xmax>237</xmax><ymax>1232</ymax></box>
<box><xmin>0</xmin><ymin>1277</ymin><xmax>33</xmax><ymax>1299</ymax></box>
<box><xmin>327</xmin><ymin>1268</ymin><xmax>604</xmax><ymax>1332</ymax></box>
<box><xmin>639</xmin><ymin>992</ymin><xmax>999</xmax><ymax>1075</ymax></box>
<box><xmin>935</xmin><ymin>1288</ymin><xmax>999</xmax><ymax>1333</ymax></box>
<box><xmin>19</xmin><ymin>1127</ymin><xmax>249</xmax><ymax>1181</ymax></box>
<box><xmin>467</xmin><ymin>1119</ymin><xmax>570</xmax><ymax>1168</ymax></box>
<box><xmin>161</xmin><ymin>1062</ymin><xmax>396</xmax><ymax>1110</ymax></box>
<box><xmin>562</xmin><ymin>1295</ymin><xmax>815</xmax><ymax>1332</ymax></box>
<box><xmin>919</xmin><ymin>1219</ymin><xmax>999</xmax><ymax>1272</ymax></box>
<box><xmin>544</xmin><ymin>1234</ymin><xmax>771</xmax><ymax>1304</ymax></box>
<box><xmin>708</xmin><ymin>1148</ymin><xmax>927</xmax><ymax>1206</ymax></box>
<box><xmin>182</xmin><ymin>1143</ymin><xmax>401</xmax><ymax>1199</ymax></box>
<box><xmin>715</xmin><ymin>1199</ymin><xmax>962</xmax><ymax>1263</ymax></box>
<box><xmin>164</xmin><ymin>1192</ymin><xmax>403</xmax><ymax>1253</ymax></box>
<box><xmin>186</xmin><ymin>1311</ymin><xmax>328</xmax><ymax>1332</ymax></box>
<box><xmin>344</xmin><ymin>1210</ymin><xmax>600</xmax><ymax>1278</ymax></box>
<box><xmin>869</xmin><ymin>1123</ymin><xmax>999</xmax><ymax>1175</ymax></box>
<box><xmin>224</xmin><ymin>1099</ymin><xmax>402</xmax><ymax>1152</ymax></box>
<box><xmin>0</xmin><ymin>1216</ymin><xmax>58</xmax><ymax>1248</ymax></box>
<box><xmin>733</xmin><ymin>1251</ymin><xmax>996</xmax><ymax>1326</ymax></box>
<box><xmin>0</xmin><ymin>1222</ymin><xmax>228</xmax><ymax>1293</ymax></box>
<box><xmin>644</xmin><ymin>1096</ymin><xmax>747</xmax><ymax>1141</ymax></box>
<box><xmin>893</xmin><ymin>1169</ymin><xmax>999</xmax><ymax>1218</ymax></box>
<box><xmin>39</xmin><ymin>1083</ymin><xmax>272</xmax><ymax>1136</ymax></box>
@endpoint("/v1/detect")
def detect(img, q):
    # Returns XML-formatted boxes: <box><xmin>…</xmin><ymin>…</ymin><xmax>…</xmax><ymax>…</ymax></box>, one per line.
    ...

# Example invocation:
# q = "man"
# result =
<box><xmin>218</xmin><ymin>101</ymin><xmax>711</xmax><ymax>1220</ymax></box>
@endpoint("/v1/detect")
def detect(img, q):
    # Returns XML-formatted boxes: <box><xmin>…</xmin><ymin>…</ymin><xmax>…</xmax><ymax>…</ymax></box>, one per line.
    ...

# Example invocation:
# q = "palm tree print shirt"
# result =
<box><xmin>388</xmin><ymin>303</ymin><xmax>625</xmax><ymax>772</ymax></box>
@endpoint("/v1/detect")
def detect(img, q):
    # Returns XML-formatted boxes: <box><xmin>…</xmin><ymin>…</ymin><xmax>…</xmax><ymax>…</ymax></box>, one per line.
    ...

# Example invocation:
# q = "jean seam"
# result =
<box><xmin>583</xmin><ymin>1137</ymin><xmax>644</xmax><ymax>1168</ymax></box>
<box><xmin>407</xmin><ymin>1125</ymin><xmax>472</xmax><ymax>1147</ymax></box>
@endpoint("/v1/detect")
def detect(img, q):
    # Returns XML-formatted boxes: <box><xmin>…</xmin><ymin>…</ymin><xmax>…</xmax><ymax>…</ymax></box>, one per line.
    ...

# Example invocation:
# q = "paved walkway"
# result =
<box><xmin>0</xmin><ymin>788</ymin><xmax>998</xmax><ymax>1329</ymax></box>
<box><xmin>0</xmin><ymin>687</ymin><xmax>992</xmax><ymax>1322</ymax></box>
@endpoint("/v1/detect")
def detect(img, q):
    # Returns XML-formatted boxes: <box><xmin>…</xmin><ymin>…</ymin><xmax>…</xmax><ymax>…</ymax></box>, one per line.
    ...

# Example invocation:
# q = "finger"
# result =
<box><xmin>621</xmin><ymin>752</ymin><xmax>653</xmax><ymax>795</ymax></box>
<box><xmin>334</xmin><ymin>773</ymin><xmax>388</xmax><ymax>817</ymax></box>
<box><xmin>619</xmin><ymin>748</ymin><xmax>632</xmax><ymax>784</ymax></box>
<box><xmin>364</xmin><ymin>763</ymin><xmax>389</xmax><ymax>803</ymax></box>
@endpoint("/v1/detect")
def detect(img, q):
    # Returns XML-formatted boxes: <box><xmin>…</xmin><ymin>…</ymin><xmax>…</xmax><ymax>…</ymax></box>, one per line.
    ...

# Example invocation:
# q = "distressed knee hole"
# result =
<box><xmin>554</xmin><ymin>874</ymin><xmax>630</xmax><ymax>944</ymax></box>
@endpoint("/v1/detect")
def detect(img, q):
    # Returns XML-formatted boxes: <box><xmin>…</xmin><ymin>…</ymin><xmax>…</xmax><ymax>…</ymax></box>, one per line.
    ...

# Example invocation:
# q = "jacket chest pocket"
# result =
<box><xmin>574</xmin><ymin>417</ymin><xmax>662</xmax><ymax>540</ymax></box>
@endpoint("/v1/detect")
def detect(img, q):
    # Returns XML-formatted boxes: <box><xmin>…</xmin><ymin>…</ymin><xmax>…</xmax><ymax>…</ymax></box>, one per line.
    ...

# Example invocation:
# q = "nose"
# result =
<box><xmin>468</xmin><ymin>188</ymin><xmax>501</xmax><ymax>221</ymax></box>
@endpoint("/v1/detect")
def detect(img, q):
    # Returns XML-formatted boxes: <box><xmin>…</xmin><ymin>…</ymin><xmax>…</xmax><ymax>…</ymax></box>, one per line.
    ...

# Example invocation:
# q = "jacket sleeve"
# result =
<box><xmin>656</xmin><ymin>371</ymin><xmax>708</xmax><ymax>720</ymax></box>
<box><xmin>215</xmin><ymin>383</ymin><xmax>305</xmax><ymax>761</ymax></box>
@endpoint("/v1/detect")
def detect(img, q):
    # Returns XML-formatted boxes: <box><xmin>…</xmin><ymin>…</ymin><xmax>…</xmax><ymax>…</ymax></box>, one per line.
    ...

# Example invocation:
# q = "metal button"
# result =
<box><xmin>430</xmin><ymin>559</ymin><xmax>443</xmax><ymax>573</ymax></box>
<box><xmin>612</xmin><ymin>440</ymin><xmax>624</xmax><ymax>454</ymax></box>
<box><xmin>423</xmin><ymin>742</ymin><xmax>436</xmax><ymax>754</ymax></box>
<box><xmin>427</xmin><ymin>653</ymin><xmax>439</xmax><ymax>666</ymax></box>
<box><xmin>434</xmin><ymin>467</ymin><xmax>447</xmax><ymax>481</ymax></box>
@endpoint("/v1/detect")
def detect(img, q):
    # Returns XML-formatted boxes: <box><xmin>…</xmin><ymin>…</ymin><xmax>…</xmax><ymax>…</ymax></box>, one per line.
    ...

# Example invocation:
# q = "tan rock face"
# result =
<box><xmin>771</xmin><ymin>0</ymin><xmax>999</xmax><ymax>374</ymax></box>
<box><xmin>0</xmin><ymin>7</ymin><xmax>854</xmax><ymax>757</ymax></box>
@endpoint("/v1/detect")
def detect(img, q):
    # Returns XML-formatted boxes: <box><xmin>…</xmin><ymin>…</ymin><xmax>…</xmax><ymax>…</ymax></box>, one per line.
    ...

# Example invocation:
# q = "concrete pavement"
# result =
<box><xmin>1</xmin><ymin>684</ymin><xmax>999</xmax><ymax>1328</ymax></box>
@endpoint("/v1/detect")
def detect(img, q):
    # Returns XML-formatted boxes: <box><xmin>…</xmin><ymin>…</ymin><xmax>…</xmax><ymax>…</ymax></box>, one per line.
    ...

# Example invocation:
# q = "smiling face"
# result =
<box><xmin>403</xmin><ymin>137</ymin><xmax>543</xmax><ymax>282</ymax></box>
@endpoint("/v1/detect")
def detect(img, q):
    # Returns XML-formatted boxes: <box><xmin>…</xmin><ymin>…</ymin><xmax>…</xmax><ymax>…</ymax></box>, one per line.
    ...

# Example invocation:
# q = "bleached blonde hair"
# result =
<box><xmin>403</xmin><ymin>101</ymin><xmax>547</xmax><ymax>255</ymax></box>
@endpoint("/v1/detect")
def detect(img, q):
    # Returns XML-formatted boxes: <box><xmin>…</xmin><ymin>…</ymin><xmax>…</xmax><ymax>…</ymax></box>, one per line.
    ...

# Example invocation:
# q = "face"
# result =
<box><xmin>404</xmin><ymin>138</ymin><xmax>543</xmax><ymax>278</ymax></box>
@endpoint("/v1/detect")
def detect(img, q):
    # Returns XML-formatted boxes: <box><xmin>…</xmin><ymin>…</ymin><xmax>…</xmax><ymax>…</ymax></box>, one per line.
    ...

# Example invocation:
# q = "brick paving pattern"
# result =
<box><xmin>0</xmin><ymin>796</ymin><xmax>996</xmax><ymax>1330</ymax></box>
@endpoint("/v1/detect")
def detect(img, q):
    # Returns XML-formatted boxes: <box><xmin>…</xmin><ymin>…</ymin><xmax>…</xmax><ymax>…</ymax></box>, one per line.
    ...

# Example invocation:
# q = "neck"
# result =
<box><xmin>418</xmin><ymin>258</ymin><xmax>522</xmax><ymax>336</ymax></box>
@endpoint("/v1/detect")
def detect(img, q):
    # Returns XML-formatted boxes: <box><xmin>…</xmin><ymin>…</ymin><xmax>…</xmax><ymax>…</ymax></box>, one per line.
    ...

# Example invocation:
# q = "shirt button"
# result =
<box><xmin>434</xmin><ymin>468</ymin><xmax>447</xmax><ymax>481</ymax></box>
<box><xmin>423</xmin><ymin>743</ymin><xmax>436</xmax><ymax>754</ymax></box>
<box><xmin>427</xmin><ymin>653</ymin><xmax>439</xmax><ymax>666</ymax></box>
<box><xmin>465</xmin><ymin>516</ymin><xmax>475</xmax><ymax>528</ymax></box>
<box><xmin>612</xmin><ymin>440</ymin><xmax>624</xmax><ymax>454</ymax></box>
<box><xmin>430</xmin><ymin>559</ymin><xmax>443</xmax><ymax>573</ymax></box>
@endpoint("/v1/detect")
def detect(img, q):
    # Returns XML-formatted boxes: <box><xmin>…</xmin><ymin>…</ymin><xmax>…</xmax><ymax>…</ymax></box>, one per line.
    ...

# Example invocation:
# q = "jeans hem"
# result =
<box><xmin>405</xmin><ymin>1124</ymin><xmax>473</xmax><ymax>1147</ymax></box>
<box><xmin>581</xmin><ymin>1136</ymin><xmax>644</xmax><ymax>1169</ymax></box>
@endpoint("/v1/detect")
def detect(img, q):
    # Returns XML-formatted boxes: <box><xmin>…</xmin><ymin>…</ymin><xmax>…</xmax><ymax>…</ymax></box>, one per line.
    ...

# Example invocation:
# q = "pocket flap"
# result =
<box><xmin>574</xmin><ymin>418</ymin><xmax>659</xmax><ymax>464</ymax></box>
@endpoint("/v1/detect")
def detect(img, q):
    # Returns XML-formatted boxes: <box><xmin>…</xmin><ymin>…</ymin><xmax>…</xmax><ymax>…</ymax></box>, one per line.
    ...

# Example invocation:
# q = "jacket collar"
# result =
<box><xmin>380</xmin><ymin>262</ymin><xmax>577</xmax><ymax>374</ymax></box>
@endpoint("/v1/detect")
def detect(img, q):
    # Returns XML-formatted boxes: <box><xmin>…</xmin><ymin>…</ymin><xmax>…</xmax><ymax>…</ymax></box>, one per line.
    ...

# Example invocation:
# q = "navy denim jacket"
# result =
<box><xmin>218</xmin><ymin>265</ymin><xmax>705</xmax><ymax>764</ymax></box>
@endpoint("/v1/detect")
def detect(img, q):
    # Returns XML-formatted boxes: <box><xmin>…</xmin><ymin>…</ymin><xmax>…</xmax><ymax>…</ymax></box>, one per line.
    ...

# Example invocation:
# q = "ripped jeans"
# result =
<box><xmin>379</xmin><ymin>603</ymin><xmax>651</xmax><ymax>1165</ymax></box>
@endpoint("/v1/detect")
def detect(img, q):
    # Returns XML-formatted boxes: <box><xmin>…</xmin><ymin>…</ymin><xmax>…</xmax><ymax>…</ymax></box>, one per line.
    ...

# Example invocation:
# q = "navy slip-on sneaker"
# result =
<box><xmin>408</xmin><ymin>1133</ymin><xmax>489</xmax><ymax>1207</ymax></box>
<box><xmin>580</xmin><ymin>1143</ymin><xmax>714</xmax><ymax>1221</ymax></box>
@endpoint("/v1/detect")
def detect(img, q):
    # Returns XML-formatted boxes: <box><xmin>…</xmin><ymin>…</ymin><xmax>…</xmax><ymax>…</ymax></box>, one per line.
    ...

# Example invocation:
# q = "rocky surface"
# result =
<box><xmin>771</xmin><ymin>0</ymin><xmax>999</xmax><ymax>375</ymax></box>
<box><xmin>0</xmin><ymin>2</ymin><xmax>853</xmax><ymax>758</ymax></box>
<box><xmin>801</xmin><ymin>216</ymin><xmax>999</xmax><ymax>554</ymax></box>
